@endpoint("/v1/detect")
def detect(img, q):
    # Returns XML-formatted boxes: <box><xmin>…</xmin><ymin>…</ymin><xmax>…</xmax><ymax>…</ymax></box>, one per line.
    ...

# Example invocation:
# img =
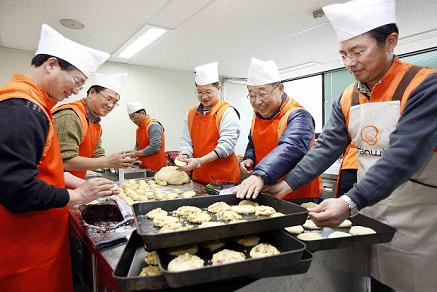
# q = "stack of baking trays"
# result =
<box><xmin>113</xmin><ymin>194</ymin><xmax>312</xmax><ymax>290</ymax></box>
<box><xmin>284</xmin><ymin>198</ymin><xmax>396</xmax><ymax>252</ymax></box>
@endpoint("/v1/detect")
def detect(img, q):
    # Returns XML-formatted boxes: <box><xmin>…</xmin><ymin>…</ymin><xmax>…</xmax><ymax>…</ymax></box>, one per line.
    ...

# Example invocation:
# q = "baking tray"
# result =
<box><xmin>157</xmin><ymin>230</ymin><xmax>306</xmax><ymax>288</ymax></box>
<box><xmin>133</xmin><ymin>194</ymin><xmax>307</xmax><ymax>250</ymax></box>
<box><xmin>288</xmin><ymin>198</ymin><xmax>397</xmax><ymax>252</ymax></box>
<box><xmin>113</xmin><ymin>231</ymin><xmax>168</xmax><ymax>291</ymax></box>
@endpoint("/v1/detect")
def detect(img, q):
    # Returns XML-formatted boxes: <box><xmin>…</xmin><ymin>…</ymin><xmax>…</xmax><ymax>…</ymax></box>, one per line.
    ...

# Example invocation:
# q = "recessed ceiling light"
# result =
<box><xmin>59</xmin><ymin>19</ymin><xmax>85</xmax><ymax>29</ymax></box>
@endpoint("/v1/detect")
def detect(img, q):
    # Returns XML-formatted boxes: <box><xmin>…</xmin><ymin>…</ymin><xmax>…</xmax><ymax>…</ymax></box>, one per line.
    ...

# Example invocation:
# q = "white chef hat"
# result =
<box><xmin>323</xmin><ymin>0</ymin><xmax>396</xmax><ymax>42</ymax></box>
<box><xmin>126</xmin><ymin>102</ymin><xmax>144</xmax><ymax>115</ymax></box>
<box><xmin>247</xmin><ymin>58</ymin><xmax>281</xmax><ymax>86</ymax></box>
<box><xmin>35</xmin><ymin>24</ymin><xmax>110</xmax><ymax>77</ymax></box>
<box><xmin>195</xmin><ymin>62</ymin><xmax>219</xmax><ymax>85</ymax></box>
<box><xmin>91</xmin><ymin>73</ymin><xmax>128</xmax><ymax>96</ymax></box>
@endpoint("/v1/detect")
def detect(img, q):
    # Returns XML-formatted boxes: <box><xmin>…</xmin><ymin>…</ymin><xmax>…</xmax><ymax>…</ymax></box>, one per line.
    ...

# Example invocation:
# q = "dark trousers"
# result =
<box><xmin>338</xmin><ymin>169</ymin><xmax>357</xmax><ymax>196</ymax></box>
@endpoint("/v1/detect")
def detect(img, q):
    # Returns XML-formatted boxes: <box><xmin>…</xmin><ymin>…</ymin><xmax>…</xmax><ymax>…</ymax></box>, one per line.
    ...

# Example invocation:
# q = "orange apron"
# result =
<box><xmin>136</xmin><ymin>116</ymin><xmax>167</xmax><ymax>171</ymax></box>
<box><xmin>53</xmin><ymin>99</ymin><xmax>102</xmax><ymax>179</ymax></box>
<box><xmin>251</xmin><ymin>96</ymin><xmax>321</xmax><ymax>199</ymax></box>
<box><xmin>188</xmin><ymin>100</ymin><xmax>240</xmax><ymax>184</ymax></box>
<box><xmin>0</xmin><ymin>74</ymin><xmax>73</xmax><ymax>292</ymax></box>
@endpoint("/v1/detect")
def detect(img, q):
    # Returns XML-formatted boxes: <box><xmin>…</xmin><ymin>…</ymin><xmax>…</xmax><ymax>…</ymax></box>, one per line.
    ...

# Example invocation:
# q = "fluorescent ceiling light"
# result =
<box><xmin>116</xmin><ymin>25</ymin><xmax>168</xmax><ymax>59</ymax></box>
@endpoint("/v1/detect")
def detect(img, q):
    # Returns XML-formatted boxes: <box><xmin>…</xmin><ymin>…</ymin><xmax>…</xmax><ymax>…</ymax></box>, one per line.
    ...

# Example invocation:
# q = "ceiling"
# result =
<box><xmin>1</xmin><ymin>0</ymin><xmax>437</xmax><ymax>79</ymax></box>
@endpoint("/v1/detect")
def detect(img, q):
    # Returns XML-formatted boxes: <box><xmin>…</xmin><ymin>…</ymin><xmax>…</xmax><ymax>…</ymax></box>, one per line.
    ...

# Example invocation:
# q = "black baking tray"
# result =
<box><xmin>157</xmin><ymin>230</ymin><xmax>307</xmax><ymax>288</ymax></box>
<box><xmin>288</xmin><ymin>198</ymin><xmax>397</xmax><ymax>252</ymax></box>
<box><xmin>113</xmin><ymin>231</ymin><xmax>169</xmax><ymax>291</ymax></box>
<box><xmin>133</xmin><ymin>194</ymin><xmax>307</xmax><ymax>250</ymax></box>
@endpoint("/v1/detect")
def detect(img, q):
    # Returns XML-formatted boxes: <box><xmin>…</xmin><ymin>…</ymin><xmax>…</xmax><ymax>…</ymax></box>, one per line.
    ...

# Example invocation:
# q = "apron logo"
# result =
<box><xmin>360</xmin><ymin>125</ymin><xmax>379</xmax><ymax>146</ymax></box>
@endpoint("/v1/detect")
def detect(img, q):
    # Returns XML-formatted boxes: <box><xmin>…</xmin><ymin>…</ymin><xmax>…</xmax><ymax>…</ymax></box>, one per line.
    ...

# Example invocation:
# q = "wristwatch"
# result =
<box><xmin>340</xmin><ymin>195</ymin><xmax>359</xmax><ymax>217</ymax></box>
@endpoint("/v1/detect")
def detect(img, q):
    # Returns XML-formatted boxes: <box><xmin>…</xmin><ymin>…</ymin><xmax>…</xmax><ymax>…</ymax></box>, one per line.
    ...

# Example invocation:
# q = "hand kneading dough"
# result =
<box><xmin>349</xmin><ymin>226</ymin><xmax>376</xmax><ymax>236</ymax></box>
<box><xmin>154</xmin><ymin>166</ymin><xmax>190</xmax><ymax>185</ymax></box>
<box><xmin>297</xmin><ymin>233</ymin><xmax>323</xmax><ymax>241</ymax></box>
<box><xmin>249</xmin><ymin>243</ymin><xmax>280</xmax><ymax>258</ymax></box>
<box><xmin>212</xmin><ymin>249</ymin><xmax>246</xmax><ymax>265</ymax></box>
<box><xmin>174</xmin><ymin>158</ymin><xmax>187</xmax><ymax>167</ymax></box>
<box><xmin>285</xmin><ymin>225</ymin><xmax>304</xmax><ymax>235</ymax></box>
<box><xmin>168</xmin><ymin>254</ymin><xmax>204</xmax><ymax>272</ymax></box>
<box><xmin>302</xmin><ymin>219</ymin><xmax>322</xmax><ymax>230</ymax></box>
<box><xmin>328</xmin><ymin>231</ymin><xmax>352</xmax><ymax>238</ymax></box>
<box><xmin>338</xmin><ymin>219</ymin><xmax>353</xmax><ymax>228</ymax></box>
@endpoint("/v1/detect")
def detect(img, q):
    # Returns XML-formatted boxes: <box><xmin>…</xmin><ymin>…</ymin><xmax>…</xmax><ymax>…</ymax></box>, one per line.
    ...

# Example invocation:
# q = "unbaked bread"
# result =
<box><xmin>167</xmin><ymin>254</ymin><xmax>204</xmax><ymax>272</ymax></box>
<box><xmin>167</xmin><ymin>244</ymin><xmax>198</xmax><ymax>256</ymax></box>
<box><xmin>297</xmin><ymin>232</ymin><xmax>323</xmax><ymax>241</ymax></box>
<box><xmin>249</xmin><ymin>243</ymin><xmax>280</xmax><ymax>258</ymax></box>
<box><xmin>328</xmin><ymin>231</ymin><xmax>352</xmax><ymax>238</ymax></box>
<box><xmin>254</xmin><ymin>205</ymin><xmax>276</xmax><ymax>216</ymax></box>
<box><xmin>231</xmin><ymin>205</ymin><xmax>255</xmax><ymax>215</ymax></box>
<box><xmin>235</xmin><ymin>235</ymin><xmax>260</xmax><ymax>247</ymax></box>
<box><xmin>139</xmin><ymin>265</ymin><xmax>162</xmax><ymax>276</ymax></box>
<box><xmin>211</xmin><ymin>249</ymin><xmax>245</xmax><ymax>265</ymax></box>
<box><xmin>146</xmin><ymin>208</ymin><xmax>168</xmax><ymax>219</ymax></box>
<box><xmin>154</xmin><ymin>166</ymin><xmax>190</xmax><ymax>185</ymax></box>
<box><xmin>145</xmin><ymin>251</ymin><xmax>158</xmax><ymax>265</ymax></box>
<box><xmin>302</xmin><ymin>219</ymin><xmax>322</xmax><ymax>230</ymax></box>
<box><xmin>349</xmin><ymin>226</ymin><xmax>376</xmax><ymax>236</ymax></box>
<box><xmin>285</xmin><ymin>225</ymin><xmax>304</xmax><ymax>235</ymax></box>
<box><xmin>207</xmin><ymin>202</ymin><xmax>231</xmax><ymax>213</ymax></box>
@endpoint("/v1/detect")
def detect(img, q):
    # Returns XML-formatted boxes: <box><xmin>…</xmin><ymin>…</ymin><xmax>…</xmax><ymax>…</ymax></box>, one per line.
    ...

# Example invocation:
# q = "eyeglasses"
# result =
<box><xmin>196</xmin><ymin>90</ymin><xmax>216</xmax><ymax>97</ymax></box>
<box><xmin>339</xmin><ymin>48</ymin><xmax>369</xmax><ymax>65</ymax></box>
<box><xmin>97</xmin><ymin>91</ymin><xmax>120</xmax><ymax>107</ymax></box>
<box><xmin>247</xmin><ymin>83</ymin><xmax>280</xmax><ymax>102</ymax></box>
<box><xmin>72</xmin><ymin>75</ymin><xmax>84</xmax><ymax>91</ymax></box>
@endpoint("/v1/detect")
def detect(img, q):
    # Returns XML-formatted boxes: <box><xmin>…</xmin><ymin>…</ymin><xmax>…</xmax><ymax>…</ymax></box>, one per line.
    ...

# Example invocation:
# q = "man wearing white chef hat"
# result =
<box><xmin>53</xmin><ymin>72</ymin><xmax>136</xmax><ymax>179</ymax></box>
<box><xmin>177</xmin><ymin>61</ymin><xmax>241</xmax><ymax>184</ymax></box>
<box><xmin>127</xmin><ymin>101</ymin><xmax>167</xmax><ymax>171</ymax></box>
<box><xmin>264</xmin><ymin>0</ymin><xmax>437</xmax><ymax>291</ymax></box>
<box><xmin>236</xmin><ymin>58</ymin><xmax>321</xmax><ymax>200</ymax></box>
<box><xmin>0</xmin><ymin>24</ymin><xmax>116</xmax><ymax>291</ymax></box>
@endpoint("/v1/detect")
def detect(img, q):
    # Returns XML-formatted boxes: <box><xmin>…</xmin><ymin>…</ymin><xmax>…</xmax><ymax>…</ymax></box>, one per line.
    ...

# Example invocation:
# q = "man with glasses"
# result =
<box><xmin>236</xmin><ymin>58</ymin><xmax>321</xmax><ymax>200</ymax></box>
<box><xmin>126</xmin><ymin>101</ymin><xmax>167</xmax><ymax>172</ymax></box>
<box><xmin>0</xmin><ymin>24</ymin><xmax>116</xmax><ymax>291</ymax></box>
<box><xmin>264</xmin><ymin>0</ymin><xmax>437</xmax><ymax>291</ymax></box>
<box><xmin>53</xmin><ymin>73</ymin><xmax>135</xmax><ymax>179</ymax></box>
<box><xmin>177</xmin><ymin>62</ymin><xmax>241</xmax><ymax>184</ymax></box>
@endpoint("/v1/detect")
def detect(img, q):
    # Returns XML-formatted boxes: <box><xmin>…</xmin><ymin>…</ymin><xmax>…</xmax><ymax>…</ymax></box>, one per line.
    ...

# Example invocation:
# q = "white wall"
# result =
<box><xmin>0</xmin><ymin>47</ymin><xmax>198</xmax><ymax>154</ymax></box>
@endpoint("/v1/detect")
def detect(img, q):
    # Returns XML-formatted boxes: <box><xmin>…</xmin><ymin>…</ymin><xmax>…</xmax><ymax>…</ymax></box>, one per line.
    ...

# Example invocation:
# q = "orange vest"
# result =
<box><xmin>53</xmin><ymin>99</ymin><xmax>102</xmax><ymax>179</ymax></box>
<box><xmin>136</xmin><ymin>116</ymin><xmax>167</xmax><ymax>171</ymax></box>
<box><xmin>0</xmin><ymin>74</ymin><xmax>73</xmax><ymax>291</ymax></box>
<box><xmin>340</xmin><ymin>58</ymin><xmax>437</xmax><ymax>152</ymax></box>
<box><xmin>251</xmin><ymin>96</ymin><xmax>321</xmax><ymax>199</ymax></box>
<box><xmin>188</xmin><ymin>100</ymin><xmax>240</xmax><ymax>184</ymax></box>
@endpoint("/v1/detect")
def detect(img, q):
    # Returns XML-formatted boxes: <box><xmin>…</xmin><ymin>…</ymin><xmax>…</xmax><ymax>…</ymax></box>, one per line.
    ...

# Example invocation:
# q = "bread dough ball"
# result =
<box><xmin>167</xmin><ymin>244</ymin><xmax>198</xmax><ymax>256</ymax></box>
<box><xmin>236</xmin><ymin>235</ymin><xmax>260</xmax><ymax>247</ymax></box>
<box><xmin>338</xmin><ymin>219</ymin><xmax>353</xmax><ymax>228</ymax></box>
<box><xmin>254</xmin><ymin>205</ymin><xmax>276</xmax><ymax>216</ymax></box>
<box><xmin>249</xmin><ymin>243</ymin><xmax>280</xmax><ymax>258</ymax></box>
<box><xmin>154</xmin><ymin>166</ymin><xmax>190</xmax><ymax>185</ymax></box>
<box><xmin>270</xmin><ymin>212</ymin><xmax>284</xmax><ymax>217</ymax></box>
<box><xmin>302</xmin><ymin>219</ymin><xmax>322</xmax><ymax>230</ymax></box>
<box><xmin>198</xmin><ymin>221</ymin><xmax>225</xmax><ymax>228</ymax></box>
<box><xmin>145</xmin><ymin>251</ymin><xmax>158</xmax><ymax>265</ymax></box>
<box><xmin>174</xmin><ymin>159</ymin><xmax>187</xmax><ymax>167</ymax></box>
<box><xmin>297</xmin><ymin>232</ymin><xmax>323</xmax><ymax>241</ymax></box>
<box><xmin>146</xmin><ymin>208</ymin><xmax>168</xmax><ymax>219</ymax></box>
<box><xmin>211</xmin><ymin>249</ymin><xmax>245</xmax><ymax>265</ymax></box>
<box><xmin>145</xmin><ymin>191</ymin><xmax>155</xmax><ymax>199</ymax></box>
<box><xmin>202</xmin><ymin>240</ymin><xmax>225</xmax><ymax>252</ymax></box>
<box><xmin>186</xmin><ymin>211</ymin><xmax>211</xmax><ymax>224</ymax></box>
<box><xmin>166</xmin><ymin>193</ymin><xmax>179</xmax><ymax>200</ymax></box>
<box><xmin>328</xmin><ymin>231</ymin><xmax>352</xmax><ymax>238</ymax></box>
<box><xmin>175</xmin><ymin>206</ymin><xmax>202</xmax><ymax>218</ymax></box>
<box><xmin>285</xmin><ymin>225</ymin><xmax>304</xmax><ymax>235</ymax></box>
<box><xmin>153</xmin><ymin>216</ymin><xmax>179</xmax><ymax>228</ymax></box>
<box><xmin>182</xmin><ymin>191</ymin><xmax>196</xmax><ymax>198</ymax></box>
<box><xmin>148</xmin><ymin>180</ymin><xmax>156</xmax><ymax>185</ymax></box>
<box><xmin>168</xmin><ymin>254</ymin><xmax>204</xmax><ymax>272</ymax></box>
<box><xmin>208</xmin><ymin>202</ymin><xmax>231</xmax><ymax>213</ymax></box>
<box><xmin>139</xmin><ymin>265</ymin><xmax>162</xmax><ymax>276</ymax></box>
<box><xmin>300</xmin><ymin>202</ymin><xmax>319</xmax><ymax>209</ymax></box>
<box><xmin>158</xmin><ymin>181</ymin><xmax>168</xmax><ymax>186</ymax></box>
<box><xmin>216</xmin><ymin>210</ymin><xmax>242</xmax><ymax>222</ymax></box>
<box><xmin>231</xmin><ymin>205</ymin><xmax>255</xmax><ymax>215</ymax></box>
<box><xmin>238</xmin><ymin>200</ymin><xmax>259</xmax><ymax>207</ymax></box>
<box><xmin>138</xmin><ymin>195</ymin><xmax>148</xmax><ymax>202</ymax></box>
<box><xmin>349</xmin><ymin>226</ymin><xmax>376</xmax><ymax>236</ymax></box>
<box><xmin>159</xmin><ymin>222</ymin><xmax>192</xmax><ymax>233</ymax></box>
<box><xmin>174</xmin><ymin>188</ymin><xmax>182</xmax><ymax>194</ymax></box>
<box><xmin>154</xmin><ymin>192</ymin><xmax>165</xmax><ymax>200</ymax></box>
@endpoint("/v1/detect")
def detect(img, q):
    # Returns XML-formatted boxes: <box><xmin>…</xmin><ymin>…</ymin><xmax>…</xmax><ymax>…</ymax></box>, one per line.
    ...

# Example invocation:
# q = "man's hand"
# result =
<box><xmin>106</xmin><ymin>151</ymin><xmax>136</xmax><ymax>168</ymax></box>
<box><xmin>240</xmin><ymin>159</ymin><xmax>254</xmax><ymax>175</ymax></box>
<box><xmin>236</xmin><ymin>175</ymin><xmax>264</xmax><ymax>199</ymax></box>
<box><xmin>68</xmin><ymin>177</ymin><xmax>118</xmax><ymax>206</ymax></box>
<box><xmin>176</xmin><ymin>157</ymin><xmax>199</xmax><ymax>172</ymax></box>
<box><xmin>307</xmin><ymin>198</ymin><xmax>350</xmax><ymax>227</ymax></box>
<box><xmin>263</xmin><ymin>181</ymin><xmax>292</xmax><ymax>199</ymax></box>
